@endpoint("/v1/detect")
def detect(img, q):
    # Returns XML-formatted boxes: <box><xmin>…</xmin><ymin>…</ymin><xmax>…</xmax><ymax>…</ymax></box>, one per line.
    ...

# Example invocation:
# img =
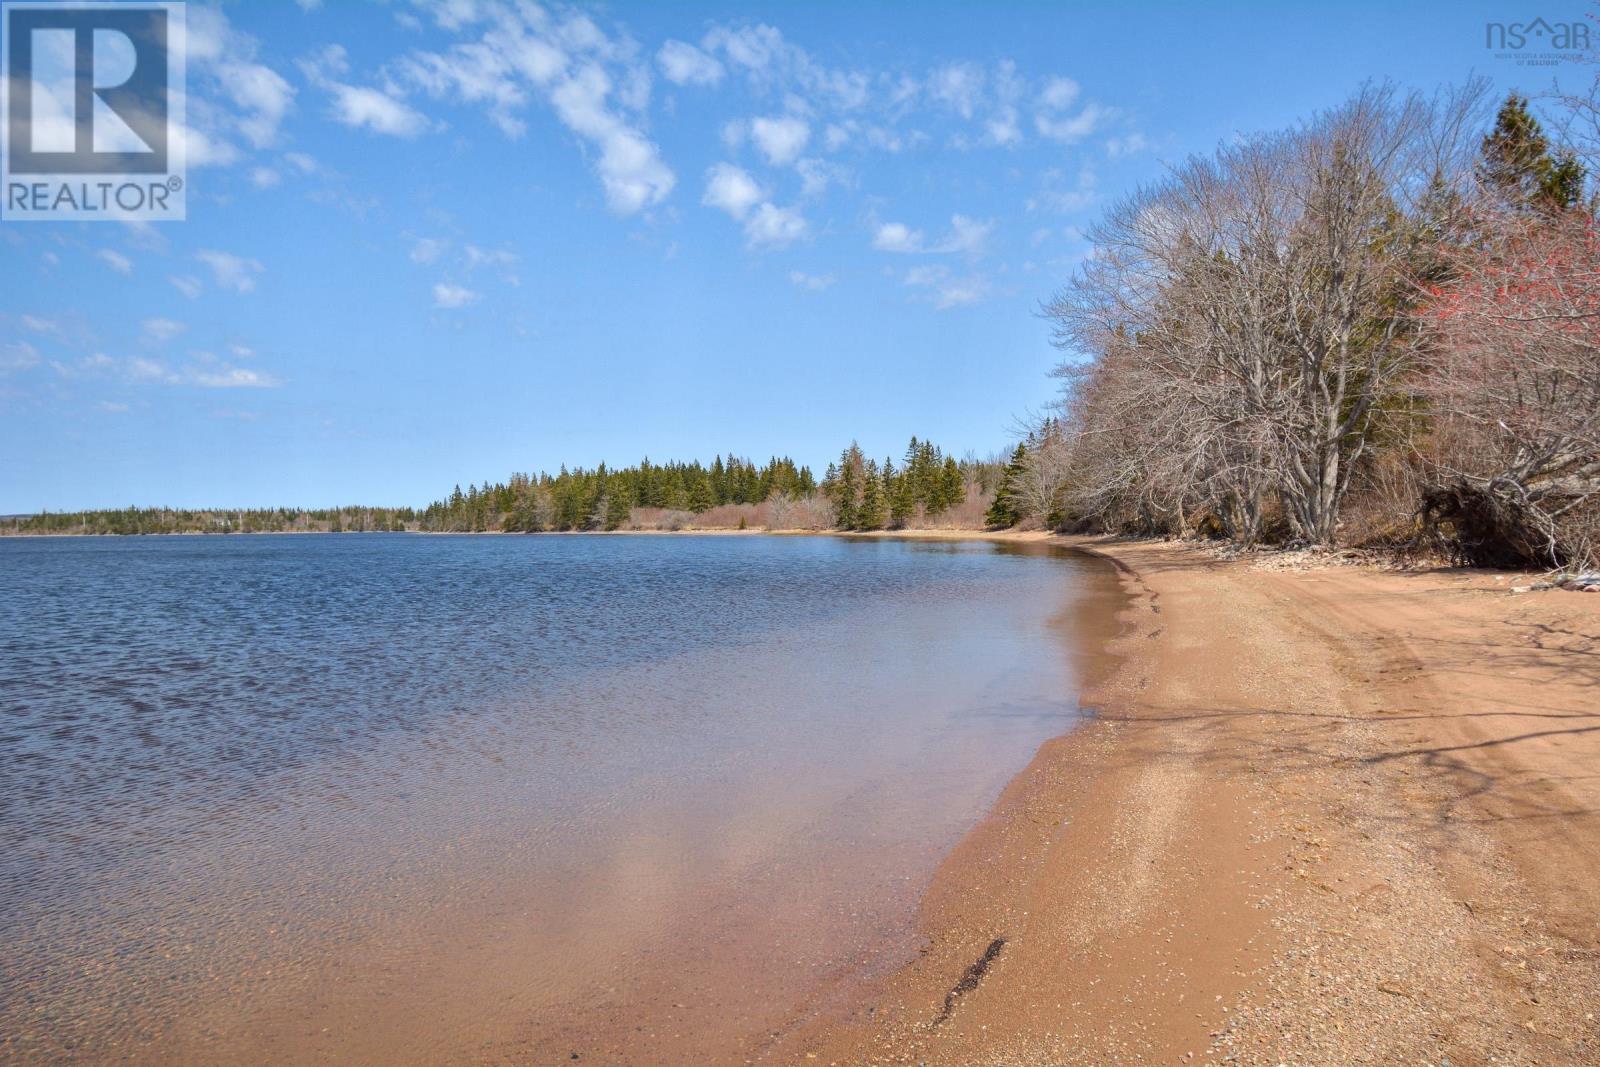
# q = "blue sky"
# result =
<box><xmin>0</xmin><ymin>0</ymin><xmax>1587</xmax><ymax>511</ymax></box>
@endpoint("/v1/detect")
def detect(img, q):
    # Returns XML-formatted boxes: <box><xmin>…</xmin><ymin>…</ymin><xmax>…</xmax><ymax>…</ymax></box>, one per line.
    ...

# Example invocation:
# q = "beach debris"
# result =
<box><xmin>1510</xmin><ymin>573</ymin><xmax>1600</xmax><ymax>593</ymax></box>
<box><xmin>931</xmin><ymin>938</ymin><xmax>1006</xmax><ymax>1027</ymax></box>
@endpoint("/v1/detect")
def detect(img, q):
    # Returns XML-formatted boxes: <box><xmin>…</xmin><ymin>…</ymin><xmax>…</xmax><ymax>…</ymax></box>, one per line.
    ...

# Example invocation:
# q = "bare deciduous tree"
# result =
<box><xmin>1039</xmin><ymin>81</ymin><xmax>1489</xmax><ymax>546</ymax></box>
<box><xmin>1419</xmin><ymin>207</ymin><xmax>1600</xmax><ymax>567</ymax></box>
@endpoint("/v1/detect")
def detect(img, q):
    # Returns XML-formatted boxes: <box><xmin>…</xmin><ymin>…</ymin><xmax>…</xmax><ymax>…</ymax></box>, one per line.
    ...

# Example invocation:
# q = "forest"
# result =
<box><xmin>417</xmin><ymin>439</ymin><xmax>998</xmax><ymax>532</ymax></box>
<box><xmin>983</xmin><ymin>84</ymin><xmax>1600</xmax><ymax>570</ymax></box>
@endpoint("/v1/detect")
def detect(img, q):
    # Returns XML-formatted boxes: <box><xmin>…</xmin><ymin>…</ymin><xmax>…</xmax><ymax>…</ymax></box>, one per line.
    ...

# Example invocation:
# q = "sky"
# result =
<box><xmin>1</xmin><ymin>0</ymin><xmax>1590</xmax><ymax>511</ymax></box>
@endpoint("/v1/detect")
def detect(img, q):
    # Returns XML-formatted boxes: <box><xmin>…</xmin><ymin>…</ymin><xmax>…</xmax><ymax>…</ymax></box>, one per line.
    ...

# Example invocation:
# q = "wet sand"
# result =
<box><xmin>774</xmin><ymin>534</ymin><xmax>1600</xmax><ymax>1065</ymax></box>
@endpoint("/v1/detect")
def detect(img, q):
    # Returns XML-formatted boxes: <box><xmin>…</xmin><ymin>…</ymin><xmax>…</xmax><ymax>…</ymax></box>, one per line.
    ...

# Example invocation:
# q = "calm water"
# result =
<box><xmin>0</xmin><ymin>534</ymin><xmax>1104</xmax><ymax>1064</ymax></box>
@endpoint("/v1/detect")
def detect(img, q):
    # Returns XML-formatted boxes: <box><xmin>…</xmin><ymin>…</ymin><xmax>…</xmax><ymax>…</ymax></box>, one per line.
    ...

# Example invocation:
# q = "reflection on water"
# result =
<box><xmin>0</xmin><ymin>533</ymin><xmax>1095</xmax><ymax>1064</ymax></box>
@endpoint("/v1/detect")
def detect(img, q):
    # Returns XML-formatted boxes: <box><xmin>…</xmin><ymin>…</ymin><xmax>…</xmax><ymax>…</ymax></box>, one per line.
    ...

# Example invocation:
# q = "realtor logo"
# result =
<box><xmin>2</xmin><ymin>1</ymin><xmax>186</xmax><ymax>221</ymax></box>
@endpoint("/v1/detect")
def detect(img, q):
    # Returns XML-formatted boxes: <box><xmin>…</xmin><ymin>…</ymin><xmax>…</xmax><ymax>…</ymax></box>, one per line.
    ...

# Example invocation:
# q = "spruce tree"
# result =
<box><xmin>1480</xmin><ymin>93</ymin><xmax>1585</xmax><ymax>212</ymax></box>
<box><xmin>886</xmin><ymin>458</ymin><xmax>913</xmax><ymax>527</ymax></box>
<box><xmin>604</xmin><ymin>480</ymin><xmax>632</xmax><ymax>530</ymax></box>
<box><xmin>710</xmin><ymin>455</ymin><xmax>728</xmax><ymax>505</ymax></box>
<box><xmin>858</xmin><ymin>459</ymin><xmax>887</xmax><ymax>529</ymax></box>
<box><xmin>687</xmin><ymin>472</ymin><xmax>714</xmax><ymax>513</ymax></box>
<box><xmin>938</xmin><ymin>456</ymin><xmax>966</xmax><ymax>512</ymax></box>
<box><xmin>985</xmin><ymin>444</ymin><xmax>1028</xmax><ymax>527</ymax></box>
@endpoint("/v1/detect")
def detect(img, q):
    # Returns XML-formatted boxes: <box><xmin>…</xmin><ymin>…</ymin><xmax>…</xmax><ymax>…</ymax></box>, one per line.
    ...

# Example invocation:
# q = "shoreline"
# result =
<box><xmin>765</xmin><ymin>534</ymin><xmax>1600</xmax><ymax>1064</ymax></box>
<box><xmin>10</xmin><ymin>530</ymin><xmax>1596</xmax><ymax>1062</ymax></box>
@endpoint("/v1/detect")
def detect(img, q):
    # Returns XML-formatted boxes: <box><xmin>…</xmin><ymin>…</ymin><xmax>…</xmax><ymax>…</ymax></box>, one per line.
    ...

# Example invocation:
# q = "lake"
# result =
<box><xmin>0</xmin><ymin>533</ymin><xmax>1108</xmax><ymax>1064</ymax></box>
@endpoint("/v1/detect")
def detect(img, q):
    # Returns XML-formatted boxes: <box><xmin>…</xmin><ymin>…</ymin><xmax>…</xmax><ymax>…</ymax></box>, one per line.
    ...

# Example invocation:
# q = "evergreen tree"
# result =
<box><xmin>1480</xmin><ymin>92</ymin><xmax>1585</xmax><ymax>212</ymax></box>
<box><xmin>687</xmin><ymin>471</ymin><xmax>714</xmax><ymax>513</ymax></box>
<box><xmin>604</xmin><ymin>480</ymin><xmax>632</xmax><ymax>530</ymax></box>
<box><xmin>857</xmin><ymin>459</ymin><xmax>887</xmax><ymax>529</ymax></box>
<box><xmin>886</xmin><ymin>458</ymin><xmax>914</xmax><ymax>527</ymax></box>
<box><xmin>985</xmin><ymin>444</ymin><xmax>1028</xmax><ymax>527</ymax></box>
<box><xmin>937</xmin><ymin>456</ymin><xmax>966</xmax><ymax>513</ymax></box>
<box><xmin>828</xmin><ymin>444</ymin><xmax>865</xmax><ymax>529</ymax></box>
<box><xmin>710</xmin><ymin>455</ymin><xmax>728</xmax><ymax>504</ymax></box>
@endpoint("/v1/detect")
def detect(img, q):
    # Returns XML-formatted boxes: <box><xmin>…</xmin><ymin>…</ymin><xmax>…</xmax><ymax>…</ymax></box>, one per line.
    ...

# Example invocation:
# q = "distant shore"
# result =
<box><xmin>767</xmin><ymin>535</ymin><xmax>1600</xmax><ymax>1064</ymax></box>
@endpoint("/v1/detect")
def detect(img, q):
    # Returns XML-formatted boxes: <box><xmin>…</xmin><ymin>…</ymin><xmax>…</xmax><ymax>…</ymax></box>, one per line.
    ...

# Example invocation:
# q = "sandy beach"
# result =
<box><xmin>767</xmin><ymin>534</ymin><xmax>1600</xmax><ymax>1065</ymax></box>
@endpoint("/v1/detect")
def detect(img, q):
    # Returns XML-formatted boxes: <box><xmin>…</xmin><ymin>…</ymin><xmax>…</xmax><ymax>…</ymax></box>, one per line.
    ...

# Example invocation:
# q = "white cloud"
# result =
<box><xmin>795</xmin><ymin>158</ymin><xmax>841</xmax><ymax>197</ymax></box>
<box><xmin>176</xmin><ymin>126</ymin><xmax>241</xmax><ymax>168</ymax></box>
<box><xmin>97</xmin><ymin>401</ymin><xmax>131</xmax><ymax>413</ymax></box>
<box><xmin>284</xmin><ymin>151</ymin><xmax>318</xmax><ymax>174</ymax></box>
<box><xmin>129</xmin><ymin>357</ymin><xmax>174</xmax><ymax>383</ymax></box>
<box><xmin>749</xmin><ymin>115</ymin><xmax>810</xmax><ymax>166</ymax></box>
<box><xmin>702</xmin><ymin>24</ymin><xmax>869</xmax><ymax>111</ymax></box>
<box><xmin>703</xmin><ymin>24</ymin><xmax>784</xmax><ymax>76</ymax></box>
<box><xmin>702</xmin><ymin>163</ymin><xmax>802</xmax><ymax>248</ymax></box>
<box><xmin>191</xmin><ymin>367</ymin><xmax>280</xmax><ymax>388</ymax></box>
<box><xmin>548</xmin><ymin>64</ymin><xmax>675</xmax><ymax>212</ymax></box>
<box><xmin>332</xmin><ymin>82</ymin><xmax>432</xmax><ymax>137</ymax></box>
<box><xmin>1038</xmin><ymin>76</ymin><xmax>1080</xmax><ymax>111</ymax></box>
<box><xmin>142</xmin><ymin>317</ymin><xmax>186</xmax><ymax>343</ymax></box>
<box><xmin>65</xmin><ymin>351</ymin><xmax>278</xmax><ymax>388</ymax></box>
<box><xmin>939</xmin><ymin>214</ymin><xmax>993</xmax><ymax>255</ymax></box>
<box><xmin>249</xmin><ymin>166</ymin><xmax>281</xmax><ymax>188</ymax></box>
<box><xmin>744</xmin><ymin>203</ymin><xmax>806</xmax><ymax>249</ymax></box>
<box><xmin>0</xmin><ymin>340</ymin><xmax>39</xmax><ymax>372</ymax></box>
<box><xmin>20</xmin><ymin>315</ymin><xmax>57</xmax><ymax>334</ymax></box>
<box><xmin>928</xmin><ymin>63</ymin><xmax>983</xmax><ymax>119</ymax></box>
<box><xmin>51</xmin><ymin>352</ymin><xmax>115</xmax><ymax>379</ymax></box>
<box><xmin>433</xmin><ymin>283</ymin><xmax>481</xmax><ymax>309</ymax></box>
<box><xmin>170</xmin><ymin>275</ymin><xmax>204</xmax><ymax>299</ymax></box>
<box><xmin>122</xmin><ymin>221</ymin><xmax>168</xmax><ymax>253</ymax></box>
<box><xmin>302</xmin><ymin>44</ymin><xmax>432</xmax><ymax>138</ymax></box>
<box><xmin>1028</xmin><ymin>166</ymin><xmax>1098</xmax><ymax>214</ymax></box>
<box><xmin>873</xmin><ymin>221</ymin><xmax>924</xmax><ymax>253</ymax></box>
<box><xmin>196</xmin><ymin>250</ymin><xmax>264</xmax><ymax>293</ymax></box>
<box><xmin>657</xmin><ymin>40</ymin><xmax>724</xmax><ymax>86</ymax></box>
<box><xmin>702</xmin><ymin>162</ymin><xmax>764</xmax><ymax>220</ymax></box>
<box><xmin>985</xmin><ymin>106</ymin><xmax>1021</xmax><ymax>147</ymax></box>
<box><xmin>464</xmin><ymin>244</ymin><xmax>517</xmax><ymax>268</ymax></box>
<box><xmin>789</xmin><ymin>270</ymin><xmax>835</xmax><ymax>292</ymax></box>
<box><xmin>903</xmin><ymin>264</ymin><xmax>989</xmax><ymax>309</ymax></box>
<box><xmin>390</xmin><ymin>7</ymin><xmax>675</xmax><ymax>214</ymax></box>
<box><xmin>1036</xmin><ymin>103</ymin><xmax>1107</xmax><ymax>143</ymax></box>
<box><xmin>1106</xmin><ymin>132</ymin><xmax>1149</xmax><ymax>158</ymax></box>
<box><xmin>97</xmin><ymin>249</ymin><xmax>133</xmax><ymax>275</ymax></box>
<box><xmin>410</xmin><ymin>236</ymin><xmax>447</xmax><ymax>264</ymax></box>
<box><xmin>872</xmin><ymin>215</ymin><xmax>992</xmax><ymax>256</ymax></box>
<box><xmin>182</xmin><ymin>7</ymin><xmax>296</xmax><ymax>164</ymax></box>
<box><xmin>222</xmin><ymin>62</ymin><xmax>296</xmax><ymax>149</ymax></box>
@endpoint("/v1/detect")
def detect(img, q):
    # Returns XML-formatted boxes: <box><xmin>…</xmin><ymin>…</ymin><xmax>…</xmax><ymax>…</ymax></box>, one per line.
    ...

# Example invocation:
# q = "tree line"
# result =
<box><xmin>986</xmin><ymin>83</ymin><xmax>1600</xmax><ymax>570</ymax></box>
<box><xmin>0</xmin><ymin>507</ymin><xmax>416</xmax><ymax>536</ymax></box>
<box><xmin>423</xmin><ymin>440</ymin><xmax>998</xmax><ymax>532</ymax></box>
<box><xmin>420</xmin><ymin>454</ymin><xmax>818</xmax><ymax>532</ymax></box>
<box><xmin>823</xmin><ymin>437</ymin><xmax>972</xmax><ymax>530</ymax></box>
<box><xmin>0</xmin><ymin>439</ymin><xmax>1005</xmax><ymax>536</ymax></box>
